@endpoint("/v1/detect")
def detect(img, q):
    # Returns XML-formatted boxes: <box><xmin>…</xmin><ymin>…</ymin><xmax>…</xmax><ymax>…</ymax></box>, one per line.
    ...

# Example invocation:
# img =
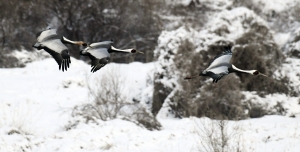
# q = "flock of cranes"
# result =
<box><xmin>33</xmin><ymin>28</ymin><xmax>143</xmax><ymax>72</ymax></box>
<box><xmin>33</xmin><ymin>28</ymin><xmax>267</xmax><ymax>83</ymax></box>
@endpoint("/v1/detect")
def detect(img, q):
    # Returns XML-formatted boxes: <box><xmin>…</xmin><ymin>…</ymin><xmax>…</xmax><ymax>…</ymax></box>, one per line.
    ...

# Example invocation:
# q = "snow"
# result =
<box><xmin>252</xmin><ymin>0</ymin><xmax>298</xmax><ymax>13</ymax></box>
<box><xmin>1</xmin><ymin>1</ymin><xmax>300</xmax><ymax>151</ymax></box>
<box><xmin>166</xmin><ymin>0</ymin><xmax>232</xmax><ymax>10</ymax></box>
<box><xmin>274</xmin><ymin>32</ymin><xmax>290</xmax><ymax>47</ymax></box>
<box><xmin>274</xmin><ymin>58</ymin><xmax>300</xmax><ymax>94</ymax></box>
<box><xmin>206</xmin><ymin>7</ymin><xmax>269</xmax><ymax>40</ymax></box>
<box><xmin>0</xmin><ymin>53</ymin><xmax>299</xmax><ymax>151</ymax></box>
<box><xmin>242</xmin><ymin>91</ymin><xmax>300</xmax><ymax>117</ymax></box>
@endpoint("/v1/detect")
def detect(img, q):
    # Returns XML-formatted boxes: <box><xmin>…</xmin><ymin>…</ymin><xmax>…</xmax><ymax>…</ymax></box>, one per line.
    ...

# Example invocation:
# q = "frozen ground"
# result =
<box><xmin>0</xmin><ymin>57</ymin><xmax>300</xmax><ymax>152</ymax></box>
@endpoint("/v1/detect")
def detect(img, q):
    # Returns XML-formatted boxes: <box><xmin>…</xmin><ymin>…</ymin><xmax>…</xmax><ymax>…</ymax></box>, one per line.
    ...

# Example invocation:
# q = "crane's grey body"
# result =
<box><xmin>80</xmin><ymin>40</ymin><xmax>141</xmax><ymax>73</ymax></box>
<box><xmin>80</xmin><ymin>40</ymin><xmax>113</xmax><ymax>73</ymax></box>
<box><xmin>86</xmin><ymin>41</ymin><xmax>112</xmax><ymax>59</ymax></box>
<box><xmin>199</xmin><ymin>47</ymin><xmax>234</xmax><ymax>83</ymax></box>
<box><xmin>33</xmin><ymin>29</ymin><xmax>71</xmax><ymax>72</ymax></box>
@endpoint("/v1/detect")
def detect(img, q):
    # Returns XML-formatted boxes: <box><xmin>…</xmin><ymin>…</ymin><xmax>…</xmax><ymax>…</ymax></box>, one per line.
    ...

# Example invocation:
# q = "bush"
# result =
<box><xmin>165</xmin><ymin>40</ymin><xmax>246</xmax><ymax>119</ymax></box>
<box><xmin>248</xmin><ymin>106</ymin><xmax>267</xmax><ymax>118</ymax></box>
<box><xmin>233</xmin><ymin>27</ymin><xmax>289</xmax><ymax>95</ymax></box>
<box><xmin>71</xmin><ymin>66</ymin><xmax>161</xmax><ymax>130</ymax></box>
<box><xmin>194</xmin><ymin>118</ymin><xmax>248</xmax><ymax>152</ymax></box>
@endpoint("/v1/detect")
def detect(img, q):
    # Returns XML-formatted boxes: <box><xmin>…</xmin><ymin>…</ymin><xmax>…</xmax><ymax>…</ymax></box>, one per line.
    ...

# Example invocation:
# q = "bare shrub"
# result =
<box><xmin>85</xmin><ymin>68</ymin><xmax>128</xmax><ymax>121</ymax></box>
<box><xmin>121</xmin><ymin>105</ymin><xmax>162</xmax><ymax>131</ymax></box>
<box><xmin>194</xmin><ymin>118</ymin><xmax>248</xmax><ymax>152</ymax></box>
<box><xmin>0</xmin><ymin>102</ymin><xmax>39</xmax><ymax>135</ymax></box>
<box><xmin>71</xmin><ymin>66</ymin><xmax>161</xmax><ymax>130</ymax></box>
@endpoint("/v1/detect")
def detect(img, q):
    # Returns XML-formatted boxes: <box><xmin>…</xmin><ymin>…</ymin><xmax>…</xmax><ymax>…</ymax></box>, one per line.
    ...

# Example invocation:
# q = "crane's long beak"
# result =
<box><xmin>259</xmin><ymin>73</ymin><xmax>268</xmax><ymax>77</ymax></box>
<box><xmin>137</xmin><ymin>51</ymin><xmax>144</xmax><ymax>54</ymax></box>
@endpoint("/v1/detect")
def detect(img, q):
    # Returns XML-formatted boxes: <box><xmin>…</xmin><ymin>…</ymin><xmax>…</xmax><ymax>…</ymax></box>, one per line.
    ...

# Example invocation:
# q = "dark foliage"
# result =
<box><xmin>167</xmin><ymin>40</ymin><xmax>246</xmax><ymax>120</ymax></box>
<box><xmin>0</xmin><ymin>0</ymin><xmax>164</xmax><ymax>68</ymax></box>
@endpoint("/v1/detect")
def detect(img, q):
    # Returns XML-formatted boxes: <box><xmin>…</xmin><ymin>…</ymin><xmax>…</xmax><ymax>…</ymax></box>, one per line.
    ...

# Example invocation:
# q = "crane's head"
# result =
<box><xmin>252</xmin><ymin>70</ymin><xmax>267</xmax><ymax>77</ymax></box>
<box><xmin>76</xmin><ymin>41</ymin><xmax>94</xmax><ymax>48</ymax></box>
<box><xmin>75</xmin><ymin>41</ymin><xmax>87</xmax><ymax>46</ymax></box>
<box><xmin>131</xmin><ymin>49</ymin><xmax>144</xmax><ymax>54</ymax></box>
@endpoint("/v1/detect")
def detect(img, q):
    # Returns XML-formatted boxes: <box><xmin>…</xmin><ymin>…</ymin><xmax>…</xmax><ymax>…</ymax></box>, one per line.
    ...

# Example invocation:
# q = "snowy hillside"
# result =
<box><xmin>0</xmin><ymin>57</ymin><xmax>300</xmax><ymax>152</ymax></box>
<box><xmin>153</xmin><ymin>0</ymin><xmax>300</xmax><ymax>119</ymax></box>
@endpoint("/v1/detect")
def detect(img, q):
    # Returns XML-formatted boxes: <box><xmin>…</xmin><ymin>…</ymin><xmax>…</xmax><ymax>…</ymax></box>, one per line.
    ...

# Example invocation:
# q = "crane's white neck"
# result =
<box><xmin>111</xmin><ymin>46</ymin><xmax>132</xmax><ymax>53</ymax></box>
<box><xmin>232</xmin><ymin>65</ymin><xmax>255</xmax><ymax>75</ymax></box>
<box><xmin>63</xmin><ymin>37</ymin><xmax>76</xmax><ymax>44</ymax></box>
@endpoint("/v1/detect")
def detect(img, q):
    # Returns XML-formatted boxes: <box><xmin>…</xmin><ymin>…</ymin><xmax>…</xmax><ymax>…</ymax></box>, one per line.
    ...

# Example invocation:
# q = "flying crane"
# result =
<box><xmin>185</xmin><ymin>46</ymin><xmax>267</xmax><ymax>83</ymax></box>
<box><xmin>32</xmin><ymin>28</ymin><xmax>88</xmax><ymax>71</ymax></box>
<box><xmin>80</xmin><ymin>40</ymin><xmax>143</xmax><ymax>73</ymax></box>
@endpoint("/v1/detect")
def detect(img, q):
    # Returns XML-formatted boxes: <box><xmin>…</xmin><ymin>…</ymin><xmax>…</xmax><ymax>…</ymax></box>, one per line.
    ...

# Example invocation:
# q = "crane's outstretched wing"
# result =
<box><xmin>206</xmin><ymin>47</ymin><xmax>232</xmax><ymax>70</ymax></box>
<box><xmin>206</xmin><ymin>71</ymin><xmax>228</xmax><ymax>83</ymax></box>
<box><xmin>89</xmin><ymin>41</ymin><xmax>113</xmax><ymax>49</ymax></box>
<box><xmin>34</xmin><ymin>29</ymin><xmax>71</xmax><ymax>72</ymax></box>
<box><xmin>84</xmin><ymin>48</ymin><xmax>110</xmax><ymax>73</ymax></box>
<box><xmin>207</xmin><ymin>65</ymin><xmax>229</xmax><ymax>75</ymax></box>
<box><xmin>39</xmin><ymin>39</ymin><xmax>70</xmax><ymax>72</ymax></box>
<box><xmin>90</xmin><ymin>56</ymin><xmax>110</xmax><ymax>73</ymax></box>
<box><xmin>43</xmin><ymin>47</ymin><xmax>71</xmax><ymax>72</ymax></box>
<box><xmin>41</xmin><ymin>39</ymin><xmax>69</xmax><ymax>54</ymax></box>
<box><xmin>37</xmin><ymin>29</ymin><xmax>57</xmax><ymax>41</ymax></box>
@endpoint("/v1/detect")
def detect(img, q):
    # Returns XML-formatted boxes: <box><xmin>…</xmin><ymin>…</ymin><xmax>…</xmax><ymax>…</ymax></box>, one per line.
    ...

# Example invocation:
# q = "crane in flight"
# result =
<box><xmin>184</xmin><ymin>46</ymin><xmax>267</xmax><ymax>83</ymax></box>
<box><xmin>80</xmin><ymin>40</ymin><xmax>143</xmax><ymax>73</ymax></box>
<box><xmin>32</xmin><ymin>28</ymin><xmax>88</xmax><ymax>72</ymax></box>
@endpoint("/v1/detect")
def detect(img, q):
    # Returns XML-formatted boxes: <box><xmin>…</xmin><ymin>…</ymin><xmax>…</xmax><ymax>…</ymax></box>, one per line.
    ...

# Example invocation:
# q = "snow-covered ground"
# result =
<box><xmin>1</xmin><ymin>0</ymin><xmax>300</xmax><ymax>151</ymax></box>
<box><xmin>0</xmin><ymin>57</ymin><xmax>300</xmax><ymax>152</ymax></box>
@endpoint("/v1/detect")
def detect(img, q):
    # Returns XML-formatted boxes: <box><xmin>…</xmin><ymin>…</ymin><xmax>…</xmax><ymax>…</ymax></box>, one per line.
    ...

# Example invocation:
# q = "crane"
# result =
<box><xmin>184</xmin><ymin>46</ymin><xmax>267</xmax><ymax>83</ymax></box>
<box><xmin>32</xmin><ymin>28</ymin><xmax>88</xmax><ymax>72</ymax></box>
<box><xmin>80</xmin><ymin>40</ymin><xmax>143</xmax><ymax>73</ymax></box>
